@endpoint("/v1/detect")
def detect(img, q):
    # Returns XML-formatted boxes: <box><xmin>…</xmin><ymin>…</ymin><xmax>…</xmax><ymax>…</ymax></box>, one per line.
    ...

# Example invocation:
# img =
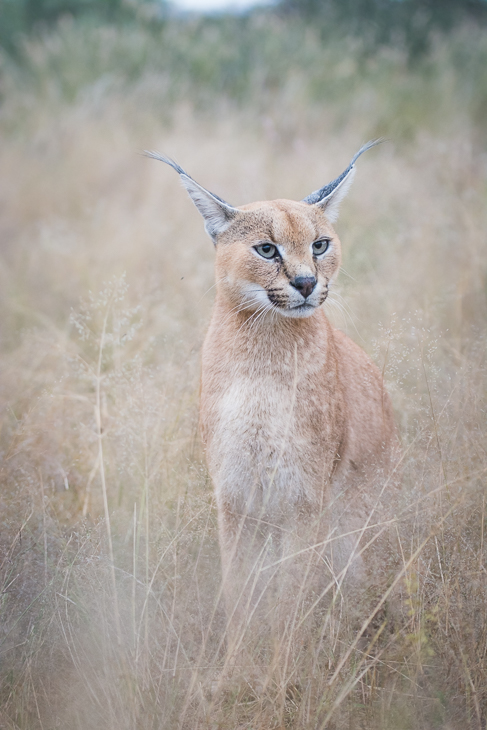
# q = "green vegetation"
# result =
<box><xmin>2</xmin><ymin>14</ymin><xmax>487</xmax><ymax>145</ymax></box>
<box><xmin>0</xmin><ymin>0</ymin><xmax>156</xmax><ymax>53</ymax></box>
<box><xmin>2</xmin><ymin>0</ymin><xmax>487</xmax><ymax>57</ymax></box>
<box><xmin>281</xmin><ymin>0</ymin><xmax>487</xmax><ymax>55</ymax></box>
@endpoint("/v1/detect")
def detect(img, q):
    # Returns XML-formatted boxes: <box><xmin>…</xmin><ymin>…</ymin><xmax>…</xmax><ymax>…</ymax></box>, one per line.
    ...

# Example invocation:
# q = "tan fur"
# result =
<box><xmin>151</xmin><ymin>147</ymin><xmax>400</xmax><ymax>676</ymax></box>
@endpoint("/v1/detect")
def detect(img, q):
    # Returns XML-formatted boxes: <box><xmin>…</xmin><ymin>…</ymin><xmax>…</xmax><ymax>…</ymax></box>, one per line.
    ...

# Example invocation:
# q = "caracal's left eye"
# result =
<box><xmin>312</xmin><ymin>239</ymin><xmax>330</xmax><ymax>256</ymax></box>
<box><xmin>255</xmin><ymin>243</ymin><xmax>278</xmax><ymax>259</ymax></box>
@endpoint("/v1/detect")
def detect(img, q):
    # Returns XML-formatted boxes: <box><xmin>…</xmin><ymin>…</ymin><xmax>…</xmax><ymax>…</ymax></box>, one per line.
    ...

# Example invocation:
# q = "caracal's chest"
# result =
<box><xmin>200</xmin><ymin>320</ymin><xmax>343</xmax><ymax>515</ymax></box>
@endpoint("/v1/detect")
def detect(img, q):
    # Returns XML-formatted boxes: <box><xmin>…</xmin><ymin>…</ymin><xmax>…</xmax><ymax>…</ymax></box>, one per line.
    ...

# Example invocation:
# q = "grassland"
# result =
<box><xmin>0</xmin><ymin>15</ymin><xmax>486</xmax><ymax>729</ymax></box>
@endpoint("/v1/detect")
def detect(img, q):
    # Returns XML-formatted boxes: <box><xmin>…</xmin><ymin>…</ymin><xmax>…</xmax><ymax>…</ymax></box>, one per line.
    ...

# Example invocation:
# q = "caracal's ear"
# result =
<box><xmin>145</xmin><ymin>151</ymin><xmax>238</xmax><ymax>243</ymax></box>
<box><xmin>302</xmin><ymin>139</ymin><xmax>383</xmax><ymax>223</ymax></box>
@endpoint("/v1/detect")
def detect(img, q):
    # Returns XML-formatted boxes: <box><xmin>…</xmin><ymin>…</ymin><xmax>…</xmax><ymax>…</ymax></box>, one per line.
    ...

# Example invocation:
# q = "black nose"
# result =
<box><xmin>291</xmin><ymin>276</ymin><xmax>317</xmax><ymax>299</ymax></box>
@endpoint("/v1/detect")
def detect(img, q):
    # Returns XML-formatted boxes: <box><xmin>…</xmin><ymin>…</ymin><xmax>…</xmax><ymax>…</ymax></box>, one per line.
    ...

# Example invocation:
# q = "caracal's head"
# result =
<box><xmin>148</xmin><ymin>142</ymin><xmax>380</xmax><ymax>320</ymax></box>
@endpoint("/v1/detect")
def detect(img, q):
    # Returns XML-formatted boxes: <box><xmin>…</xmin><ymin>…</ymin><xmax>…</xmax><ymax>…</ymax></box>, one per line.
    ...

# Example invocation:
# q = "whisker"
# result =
<box><xmin>243</xmin><ymin>303</ymin><xmax>269</xmax><ymax>330</ymax></box>
<box><xmin>248</xmin><ymin>303</ymin><xmax>274</xmax><ymax>333</ymax></box>
<box><xmin>218</xmin><ymin>296</ymin><xmax>267</xmax><ymax>327</ymax></box>
<box><xmin>231</xmin><ymin>302</ymin><xmax>269</xmax><ymax>343</ymax></box>
<box><xmin>198</xmin><ymin>282</ymin><xmax>217</xmax><ymax>301</ymax></box>
<box><xmin>326</xmin><ymin>293</ymin><xmax>366</xmax><ymax>344</ymax></box>
<box><xmin>198</xmin><ymin>275</ymin><xmax>226</xmax><ymax>302</ymax></box>
<box><xmin>339</xmin><ymin>266</ymin><xmax>357</xmax><ymax>282</ymax></box>
<box><xmin>242</xmin><ymin>299</ymin><xmax>275</xmax><ymax>333</ymax></box>
<box><xmin>332</xmin><ymin>289</ymin><xmax>363</xmax><ymax>323</ymax></box>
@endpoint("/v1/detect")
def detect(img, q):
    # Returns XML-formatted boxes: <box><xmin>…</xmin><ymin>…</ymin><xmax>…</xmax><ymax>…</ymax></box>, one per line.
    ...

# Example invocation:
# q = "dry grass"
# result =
<box><xmin>0</xmin><ymin>24</ymin><xmax>486</xmax><ymax>729</ymax></box>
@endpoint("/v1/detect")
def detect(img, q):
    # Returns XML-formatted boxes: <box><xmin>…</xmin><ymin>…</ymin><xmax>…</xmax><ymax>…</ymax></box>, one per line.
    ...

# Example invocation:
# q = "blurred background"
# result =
<box><xmin>0</xmin><ymin>1</ymin><xmax>486</xmax><ymax>728</ymax></box>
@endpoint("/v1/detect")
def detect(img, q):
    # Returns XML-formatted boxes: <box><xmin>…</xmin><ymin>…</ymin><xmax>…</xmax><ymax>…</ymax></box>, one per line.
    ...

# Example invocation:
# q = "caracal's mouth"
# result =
<box><xmin>276</xmin><ymin>290</ymin><xmax>328</xmax><ymax>318</ymax></box>
<box><xmin>245</xmin><ymin>287</ymin><xmax>328</xmax><ymax>319</ymax></box>
<box><xmin>278</xmin><ymin>301</ymin><xmax>318</xmax><ymax>319</ymax></box>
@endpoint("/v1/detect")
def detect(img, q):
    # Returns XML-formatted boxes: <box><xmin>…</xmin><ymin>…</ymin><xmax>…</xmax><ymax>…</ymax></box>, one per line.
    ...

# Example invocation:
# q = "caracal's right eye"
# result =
<box><xmin>312</xmin><ymin>239</ymin><xmax>330</xmax><ymax>256</ymax></box>
<box><xmin>254</xmin><ymin>243</ymin><xmax>278</xmax><ymax>260</ymax></box>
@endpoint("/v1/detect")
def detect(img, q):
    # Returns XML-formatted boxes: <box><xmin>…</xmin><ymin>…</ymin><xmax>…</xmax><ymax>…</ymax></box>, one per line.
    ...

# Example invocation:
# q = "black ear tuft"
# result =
<box><xmin>145</xmin><ymin>151</ymin><xmax>238</xmax><ymax>242</ymax></box>
<box><xmin>302</xmin><ymin>139</ymin><xmax>383</xmax><ymax>221</ymax></box>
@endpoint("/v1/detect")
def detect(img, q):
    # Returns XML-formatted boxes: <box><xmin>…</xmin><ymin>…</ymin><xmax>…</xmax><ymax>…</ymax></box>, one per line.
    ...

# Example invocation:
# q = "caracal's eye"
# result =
<box><xmin>312</xmin><ymin>239</ymin><xmax>330</xmax><ymax>256</ymax></box>
<box><xmin>255</xmin><ymin>243</ymin><xmax>278</xmax><ymax>259</ymax></box>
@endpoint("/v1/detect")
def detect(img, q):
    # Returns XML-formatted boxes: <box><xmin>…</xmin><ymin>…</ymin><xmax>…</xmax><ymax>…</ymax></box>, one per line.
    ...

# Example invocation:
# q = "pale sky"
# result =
<box><xmin>171</xmin><ymin>0</ymin><xmax>271</xmax><ymax>12</ymax></box>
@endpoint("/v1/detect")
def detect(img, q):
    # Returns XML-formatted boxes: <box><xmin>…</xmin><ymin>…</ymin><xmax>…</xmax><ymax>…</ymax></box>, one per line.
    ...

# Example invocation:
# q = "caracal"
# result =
<box><xmin>149</xmin><ymin>142</ymin><xmax>400</xmax><ymax>678</ymax></box>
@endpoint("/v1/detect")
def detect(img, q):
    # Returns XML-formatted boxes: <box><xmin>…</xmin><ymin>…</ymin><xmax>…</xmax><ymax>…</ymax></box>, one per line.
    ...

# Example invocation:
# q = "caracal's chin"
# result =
<box><xmin>277</xmin><ymin>303</ymin><xmax>320</xmax><ymax>319</ymax></box>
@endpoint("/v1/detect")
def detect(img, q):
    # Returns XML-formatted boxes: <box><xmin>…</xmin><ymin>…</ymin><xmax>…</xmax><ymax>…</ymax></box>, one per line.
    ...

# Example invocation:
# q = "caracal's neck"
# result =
<box><xmin>205</xmin><ymin>292</ymin><xmax>333</xmax><ymax>373</ymax></box>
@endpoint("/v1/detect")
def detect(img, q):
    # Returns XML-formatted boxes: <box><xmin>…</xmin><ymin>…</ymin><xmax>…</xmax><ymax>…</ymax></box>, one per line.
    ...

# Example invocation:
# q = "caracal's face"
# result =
<box><xmin>215</xmin><ymin>199</ymin><xmax>341</xmax><ymax>319</ymax></box>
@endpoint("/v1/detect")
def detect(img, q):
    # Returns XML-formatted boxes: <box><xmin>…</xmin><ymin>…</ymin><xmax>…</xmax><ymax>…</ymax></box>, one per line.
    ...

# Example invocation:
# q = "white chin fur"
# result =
<box><xmin>240</xmin><ymin>284</ymin><xmax>270</xmax><ymax>308</ymax></box>
<box><xmin>277</xmin><ymin>303</ymin><xmax>319</xmax><ymax>319</ymax></box>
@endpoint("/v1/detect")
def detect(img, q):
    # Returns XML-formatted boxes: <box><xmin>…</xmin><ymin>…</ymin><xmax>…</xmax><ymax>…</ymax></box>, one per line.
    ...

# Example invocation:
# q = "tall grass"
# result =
<box><xmin>2</xmin><ymin>15</ymin><xmax>487</xmax><ymax>137</ymax></box>
<box><xmin>0</xmin><ymin>17</ymin><xmax>486</xmax><ymax>729</ymax></box>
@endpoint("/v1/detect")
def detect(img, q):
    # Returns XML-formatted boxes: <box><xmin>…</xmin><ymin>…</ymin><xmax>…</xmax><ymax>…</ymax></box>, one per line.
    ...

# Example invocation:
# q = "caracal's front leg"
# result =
<box><xmin>216</xmin><ymin>504</ymin><xmax>284</xmax><ymax>683</ymax></box>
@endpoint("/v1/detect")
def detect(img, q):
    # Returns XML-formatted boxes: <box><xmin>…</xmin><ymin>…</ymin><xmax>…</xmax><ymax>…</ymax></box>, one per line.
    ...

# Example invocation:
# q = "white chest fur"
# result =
<box><xmin>209</xmin><ymin>375</ymin><xmax>307</xmax><ymax>512</ymax></box>
<box><xmin>201</xmin><ymin>323</ymin><xmax>339</xmax><ymax>519</ymax></box>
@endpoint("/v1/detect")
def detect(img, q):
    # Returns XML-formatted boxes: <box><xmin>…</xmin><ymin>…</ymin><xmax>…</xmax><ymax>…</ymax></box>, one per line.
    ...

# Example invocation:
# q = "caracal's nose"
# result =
<box><xmin>291</xmin><ymin>276</ymin><xmax>317</xmax><ymax>299</ymax></box>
